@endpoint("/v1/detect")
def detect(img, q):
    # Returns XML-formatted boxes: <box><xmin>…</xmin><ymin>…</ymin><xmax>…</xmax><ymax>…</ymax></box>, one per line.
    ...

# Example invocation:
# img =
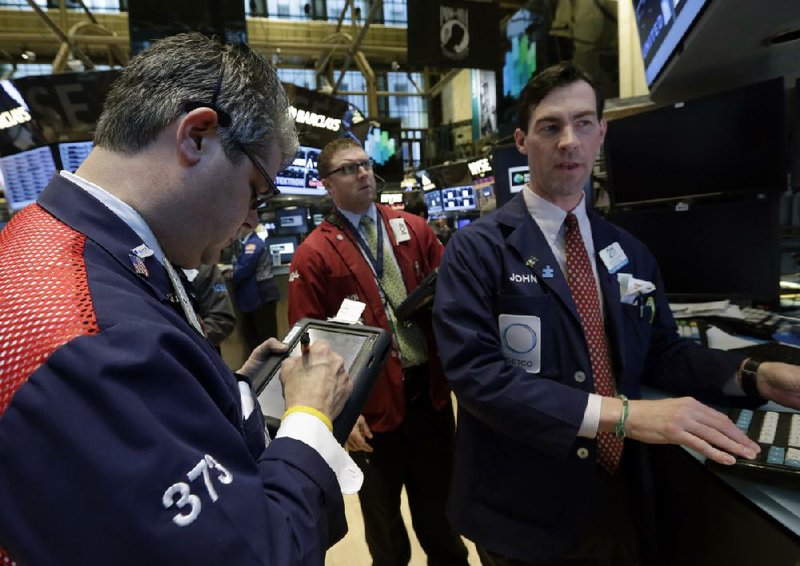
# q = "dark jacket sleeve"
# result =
<box><xmin>192</xmin><ymin>264</ymin><xmax>236</xmax><ymax>346</ymax></box>
<box><xmin>0</xmin><ymin>322</ymin><xmax>346</xmax><ymax>565</ymax></box>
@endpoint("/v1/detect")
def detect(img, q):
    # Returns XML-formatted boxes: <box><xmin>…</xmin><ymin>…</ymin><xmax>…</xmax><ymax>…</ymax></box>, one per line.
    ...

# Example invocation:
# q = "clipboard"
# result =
<box><xmin>252</xmin><ymin>318</ymin><xmax>391</xmax><ymax>444</ymax></box>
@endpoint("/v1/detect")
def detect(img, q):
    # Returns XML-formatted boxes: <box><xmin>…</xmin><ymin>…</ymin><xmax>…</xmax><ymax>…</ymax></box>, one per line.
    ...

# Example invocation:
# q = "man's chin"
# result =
<box><xmin>199</xmin><ymin>247</ymin><xmax>223</xmax><ymax>266</ymax></box>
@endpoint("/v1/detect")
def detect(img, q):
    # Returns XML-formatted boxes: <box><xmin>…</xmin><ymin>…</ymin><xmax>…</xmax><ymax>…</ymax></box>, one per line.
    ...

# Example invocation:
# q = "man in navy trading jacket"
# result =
<box><xmin>433</xmin><ymin>62</ymin><xmax>800</xmax><ymax>564</ymax></box>
<box><xmin>0</xmin><ymin>33</ymin><xmax>360</xmax><ymax>565</ymax></box>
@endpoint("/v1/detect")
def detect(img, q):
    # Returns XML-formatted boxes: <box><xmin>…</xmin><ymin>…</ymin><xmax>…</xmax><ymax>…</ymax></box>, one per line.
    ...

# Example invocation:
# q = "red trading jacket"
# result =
<box><xmin>288</xmin><ymin>203</ymin><xmax>450</xmax><ymax>432</ymax></box>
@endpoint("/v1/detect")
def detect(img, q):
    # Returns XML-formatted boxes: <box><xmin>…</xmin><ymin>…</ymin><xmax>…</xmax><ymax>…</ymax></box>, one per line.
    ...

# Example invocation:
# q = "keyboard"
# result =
<box><xmin>707</xmin><ymin>408</ymin><xmax>800</xmax><ymax>488</ymax></box>
<box><xmin>732</xmin><ymin>341</ymin><xmax>800</xmax><ymax>365</ymax></box>
<box><xmin>704</xmin><ymin>307</ymin><xmax>783</xmax><ymax>341</ymax></box>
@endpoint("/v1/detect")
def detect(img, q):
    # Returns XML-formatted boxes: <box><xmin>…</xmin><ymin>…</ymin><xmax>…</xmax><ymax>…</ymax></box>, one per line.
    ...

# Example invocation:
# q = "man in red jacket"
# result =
<box><xmin>288</xmin><ymin>138</ymin><xmax>468</xmax><ymax>565</ymax></box>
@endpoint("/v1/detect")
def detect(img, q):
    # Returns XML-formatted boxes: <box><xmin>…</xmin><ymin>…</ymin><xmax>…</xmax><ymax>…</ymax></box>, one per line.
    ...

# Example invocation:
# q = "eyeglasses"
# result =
<box><xmin>237</xmin><ymin>143</ymin><xmax>280</xmax><ymax>210</ymax></box>
<box><xmin>182</xmin><ymin>48</ymin><xmax>280</xmax><ymax>211</ymax></box>
<box><xmin>326</xmin><ymin>159</ymin><xmax>375</xmax><ymax>178</ymax></box>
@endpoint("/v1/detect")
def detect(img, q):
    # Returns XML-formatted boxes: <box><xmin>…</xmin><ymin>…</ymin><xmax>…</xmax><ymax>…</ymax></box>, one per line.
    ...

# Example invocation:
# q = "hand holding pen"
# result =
<box><xmin>281</xmin><ymin>336</ymin><xmax>351</xmax><ymax>421</ymax></box>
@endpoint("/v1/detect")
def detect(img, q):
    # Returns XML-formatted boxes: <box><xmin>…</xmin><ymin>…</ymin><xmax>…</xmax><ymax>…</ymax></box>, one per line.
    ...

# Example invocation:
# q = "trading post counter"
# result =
<box><xmin>644</xmin><ymin>388</ymin><xmax>800</xmax><ymax>564</ymax></box>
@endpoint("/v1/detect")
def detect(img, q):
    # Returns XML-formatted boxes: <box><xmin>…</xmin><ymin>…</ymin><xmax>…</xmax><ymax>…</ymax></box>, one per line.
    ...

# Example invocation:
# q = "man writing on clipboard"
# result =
<box><xmin>288</xmin><ymin>138</ymin><xmax>468</xmax><ymax>565</ymax></box>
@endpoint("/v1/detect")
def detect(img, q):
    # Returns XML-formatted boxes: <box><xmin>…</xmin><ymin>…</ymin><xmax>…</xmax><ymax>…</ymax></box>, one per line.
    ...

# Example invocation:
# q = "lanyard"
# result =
<box><xmin>163</xmin><ymin>259</ymin><xmax>205</xmax><ymax>337</ymax></box>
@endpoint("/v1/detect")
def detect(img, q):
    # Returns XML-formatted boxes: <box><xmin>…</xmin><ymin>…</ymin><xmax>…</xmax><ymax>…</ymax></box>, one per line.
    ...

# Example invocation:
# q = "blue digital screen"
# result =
<box><xmin>442</xmin><ymin>186</ymin><xmax>476</xmax><ymax>212</ymax></box>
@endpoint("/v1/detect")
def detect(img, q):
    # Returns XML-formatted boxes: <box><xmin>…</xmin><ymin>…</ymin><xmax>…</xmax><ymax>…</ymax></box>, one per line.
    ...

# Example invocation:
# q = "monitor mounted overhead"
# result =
<box><xmin>605</xmin><ymin>78</ymin><xmax>787</xmax><ymax>207</ymax></box>
<box><xmin>634</xmin><ymin>0</ymin><xmax>800</xmax><ymax>103</ymax></box>
<box><xmin>442</xmin><ymin>186</ymin><xmax>476</xmax><ymax>212</ymax></box>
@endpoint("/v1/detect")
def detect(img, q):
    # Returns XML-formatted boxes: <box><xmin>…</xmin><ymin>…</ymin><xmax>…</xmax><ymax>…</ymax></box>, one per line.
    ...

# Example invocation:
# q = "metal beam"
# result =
<box><xmin>426</xmin><ymin>68</ymin><xmax>460</xmax><ymax>98</ymax></box>
<box><xmin>332</xmin><ymin>0</ymin><xmax>383</xmax><ymax>93</ymax></box>
<box><xmin>24</xmin><ymin>0</ymin><xmax>94</xmax><ymax>70</ymax></box>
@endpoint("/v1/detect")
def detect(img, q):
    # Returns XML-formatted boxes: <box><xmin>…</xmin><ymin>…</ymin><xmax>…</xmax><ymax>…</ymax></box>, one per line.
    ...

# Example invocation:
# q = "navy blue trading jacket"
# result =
<box><xmin>433</xmin><ymin>192</ymin><xmax>745</xmax><ymax>561</ymax></box>
<box><xmin>0</xmin><ymin>175</ymin><xmax>345</xmax><ymax>565</ymax></box>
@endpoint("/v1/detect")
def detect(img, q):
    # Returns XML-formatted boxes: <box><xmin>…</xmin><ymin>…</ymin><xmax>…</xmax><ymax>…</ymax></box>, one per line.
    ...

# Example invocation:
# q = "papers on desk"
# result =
<box><xmin>669</xmin><ymin>300</ymin><xmax>757</xmax><ymax>350</ymax></box>
<box><xmin>670</xmin><ymin>300</ymin><xmax>742</xmax><ymax>319</ymax></box>
<box><xmin>705</xmin><ymin>326</ymin><xmax>758</xmax><ymax>351</ymax></box>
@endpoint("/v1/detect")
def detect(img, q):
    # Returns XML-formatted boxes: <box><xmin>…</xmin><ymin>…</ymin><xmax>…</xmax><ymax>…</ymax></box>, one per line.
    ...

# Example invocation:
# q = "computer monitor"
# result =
<box><xmin>265</xmin><ymin>234</ymin><xmax>299</xmax><ymax>266</ymax></box>
<box><xmin>491</xmin><ymin>143</ymin><xmax>528</xmax><ymax>207</ymax></box>
<box><xmin>128</xmin><ymin>0</ymin><xmax>247</xmax><ymax>55</ymax></box>
<box><xmin>58</xmin><ymin>141</ymin><xmax>93</xmax><ymax>172</ymax></box>
<box><xmin>607</xmin><ymin>195</ymin><xmax>780</xmax><ymax>306</ymax></box>
<box><xmin>605</xmin><ymin>78</ymin><xmax>787</xmax><ymax>206</ymax></box>
<box><xmin>275</xmin><ymin>207</ymin><xmax>309</xmax><ymax>236</ymax></box>
<box><xmin>424</xmin><ymin>189</ymin><xmax>443</xmax><ymax>217</ymax></box>
<box><xmin>442</xmin><ymin>186</ymin><xmax>477</xmax><ymax>213</ymax></box>
<box><xmin>0</xmin><ymin>146</ymin><xmax>57</xmax><ymax>211</ymax></box>
<box><xmin>457</xmin><ymin>218</ymin><xmax>472</xmax><ymax>229</ymax></box>
<box><xmin>275</xmin><ymin>145</ymin><xmax>326</xmax><ymax>197</ymax></box>
<box><xmin>634</xmin><ymin>0</ymin><xmax>709</xmax><ymax>88</ymax></box>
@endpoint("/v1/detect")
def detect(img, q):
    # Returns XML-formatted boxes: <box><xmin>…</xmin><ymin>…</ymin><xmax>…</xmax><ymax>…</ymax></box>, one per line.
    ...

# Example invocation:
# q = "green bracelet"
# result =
<box><xmin>615</xmin><ymin>395</ymin><xmax>629</xmax><ymax>439</ymax></box>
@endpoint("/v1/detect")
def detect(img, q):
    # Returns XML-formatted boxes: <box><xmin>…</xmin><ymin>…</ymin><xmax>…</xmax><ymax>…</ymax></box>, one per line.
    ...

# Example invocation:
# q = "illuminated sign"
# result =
<box><xmin>288</xmin><ymin>106</ymin><xmax>342</xmax><ymax>132</ymax></box>
<box><xmin>0</xmin><ymin>106</ymin><xmax>31</xmax><ymax>130</ymax></box>
<box><xmin>468</xmin><ymin>157</ymin><xmax>492</xmax><ymax>178</ymax></box>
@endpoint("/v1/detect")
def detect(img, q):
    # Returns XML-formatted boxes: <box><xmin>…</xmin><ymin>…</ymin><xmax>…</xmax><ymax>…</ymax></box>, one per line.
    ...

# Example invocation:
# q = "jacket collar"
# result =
<box><xmin>37</xmin><ymin>175</ymin><xmax>173</xmax><ymax>302</ymax></box>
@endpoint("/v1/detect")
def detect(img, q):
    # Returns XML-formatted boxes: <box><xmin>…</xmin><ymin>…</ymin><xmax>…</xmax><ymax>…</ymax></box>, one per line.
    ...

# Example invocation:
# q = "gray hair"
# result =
<box><xmin>94</xmin><ymin>33</ymin><xmax>298</xmax><ymax>166</ymax></box>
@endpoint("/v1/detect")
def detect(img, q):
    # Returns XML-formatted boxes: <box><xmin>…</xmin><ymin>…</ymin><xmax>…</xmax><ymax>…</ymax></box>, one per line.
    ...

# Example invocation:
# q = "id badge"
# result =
<box><xmin>599</xmin><ymin>242</ymin><xmax>628</xmax><ymax>274</ymax></box>
<box><xmin>389</xmin><ymin>217</ymin><xmax>411</xmax><ymax>243</ymax></box>
<box><xmin>499</xmin><ymin>314</ymin><xmax>541</xmax><ymax>373</ymax></box>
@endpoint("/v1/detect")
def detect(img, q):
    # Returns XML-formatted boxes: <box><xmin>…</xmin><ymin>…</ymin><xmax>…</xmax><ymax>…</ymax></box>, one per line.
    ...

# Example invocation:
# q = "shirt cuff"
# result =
<box><xmin>578</xmin><ymin>393</ymin><xmax>602</xmax><ymax>439</ymax></box>
<box><xmin>276</xmin><ymin>412</ymin><xmax>363</xmax><ymax>494</ymax></box>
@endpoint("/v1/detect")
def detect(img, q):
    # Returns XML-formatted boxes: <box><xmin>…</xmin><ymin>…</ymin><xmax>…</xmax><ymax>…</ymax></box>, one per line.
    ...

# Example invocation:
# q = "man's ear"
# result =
<box><xmin>176</xmin><ymin>107</ymin><xmax>221</xmax><ymax>165</ymax></box>
<box><xmin>514</xmin><ymin>127</ymin><xmax>526</xmax><ymax>155</ymax></box>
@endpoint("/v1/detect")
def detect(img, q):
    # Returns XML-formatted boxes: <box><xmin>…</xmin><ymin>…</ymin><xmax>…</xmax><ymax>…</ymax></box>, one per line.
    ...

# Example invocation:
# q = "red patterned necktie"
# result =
<box><xmin>564</xmin><ymin>212</ymin><xmax>623</xmax><ymax>473</ymax></box>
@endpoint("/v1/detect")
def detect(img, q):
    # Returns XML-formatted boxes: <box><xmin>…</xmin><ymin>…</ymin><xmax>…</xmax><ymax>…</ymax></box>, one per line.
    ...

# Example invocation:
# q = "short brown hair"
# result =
<box><xmin>517</xmin><ymin>61</ymin><xmax>604</xmax><ymax>132</ymax></box>
<box><xmin>318</xmin><ymin>138</ymin><xmax>365</xmax><ymax>178</ymax></box>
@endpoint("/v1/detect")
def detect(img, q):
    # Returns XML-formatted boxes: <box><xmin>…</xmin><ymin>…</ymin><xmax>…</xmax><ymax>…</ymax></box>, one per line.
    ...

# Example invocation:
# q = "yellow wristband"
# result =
<box><xmin>282</xmin><ymin>405</ymin><xmax>333</xmax><ymax>432</ymax></box>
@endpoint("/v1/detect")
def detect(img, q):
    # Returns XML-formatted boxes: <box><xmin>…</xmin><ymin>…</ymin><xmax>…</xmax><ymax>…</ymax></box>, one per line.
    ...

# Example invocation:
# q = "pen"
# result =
<box><xmin>300</xmin><ymin>331</ymin><xmax>311</xmax><ymax>367</ymax></box>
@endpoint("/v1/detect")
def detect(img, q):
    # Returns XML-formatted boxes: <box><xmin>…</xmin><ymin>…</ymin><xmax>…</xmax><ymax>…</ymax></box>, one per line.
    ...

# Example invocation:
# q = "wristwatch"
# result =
<box><xmin>740</xmin><ymin>358</ymin><xmax>766</xmax><ymax>404</ymax></box>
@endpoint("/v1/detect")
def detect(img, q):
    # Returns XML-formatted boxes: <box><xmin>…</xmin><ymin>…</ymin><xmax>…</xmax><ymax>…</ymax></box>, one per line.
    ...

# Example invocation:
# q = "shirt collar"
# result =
<box><xmin>523</xmin><ymin>187</ymin><xmax>589</xmax><ymax>238</ymax></box>
<box><xmin>338</xmin><ymin>202</ymin><xmax>377</xmax><ymax>230</ymax></box>
<box><xmin>60</xmin><ymin>170</ymin><xmax>166</xmax><ymax>263</ymax></box>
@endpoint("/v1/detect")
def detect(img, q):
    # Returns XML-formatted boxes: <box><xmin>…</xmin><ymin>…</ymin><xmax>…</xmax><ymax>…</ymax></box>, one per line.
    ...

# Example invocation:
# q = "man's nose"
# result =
<box><xmin>558</xmin><ymin>126</ymin><xmax>579</xmax><ymax>150</ymax></box>
<box><xmin>242</xmin><ymin>209</ymin><xmax>258</xmax><ymax>230</ymax></box>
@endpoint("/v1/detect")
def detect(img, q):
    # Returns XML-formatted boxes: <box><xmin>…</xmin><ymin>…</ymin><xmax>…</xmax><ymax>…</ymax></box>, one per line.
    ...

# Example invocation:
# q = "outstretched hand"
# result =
<box><xmin>623</xmin><ymin>397</ymin><xmax>760</xmax><ymax>465</ymax></box>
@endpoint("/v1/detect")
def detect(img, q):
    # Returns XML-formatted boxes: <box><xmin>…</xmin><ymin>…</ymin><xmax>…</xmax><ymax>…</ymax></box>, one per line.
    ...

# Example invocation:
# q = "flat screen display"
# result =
<box><xmin>58</xmin><ymin>141</ymin><xmax>93</xmax><ymax>172</ymax></box>
<box><xmin>424</xmin><ymin>189</ymin><xmax>443</xmax><ymax>217</ymax></box>
<box><xmin>634</xmin><ymin>0</ymin><xmax>708</xmax><ymax>87</ymax></box>
<box><xmin>275</xmin><ymin>145</ymin><xmax>325</xmax><ymax>196</ymax></box>
<box><xmin>607</xmin><ymin>196</ymin><xmax>780</xmax><ymax>305</ymax></box>
<box><xmin>491</xmin><ymin>143</ymin><xmax>529</xmax><ymax>207</ymax></box>
<box><xmin>275</xmin><ymin>207</ymin><xmax>309</xmax><ymax>236</ymax></box>
<box><xmin>442</xmin><ymin>186</ymin><xmax>476</xmax><ymax>212</ymax></box>
<box><xmin>1</xmin><ymin>146</ymin><xmax>56</xmax><ymax>211</ymax></box>
<box><xmin>265</xmin><ymin>234</ymin><xmax>299</xmax><ymax>266</ymax></box>
<box><xmin>128</xmin><ymin>0</ymin><xmax>247</xmax><ymax>55</ymax></box>
<box><xmin>457</xmin><ymin>218</ymin><xmax>472</xmax><ymax>229</ymax></box>
<box><xmin>605</xmin><ymin>78</ymin><xmax>787</xmax><ymax>206</ymax></box>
